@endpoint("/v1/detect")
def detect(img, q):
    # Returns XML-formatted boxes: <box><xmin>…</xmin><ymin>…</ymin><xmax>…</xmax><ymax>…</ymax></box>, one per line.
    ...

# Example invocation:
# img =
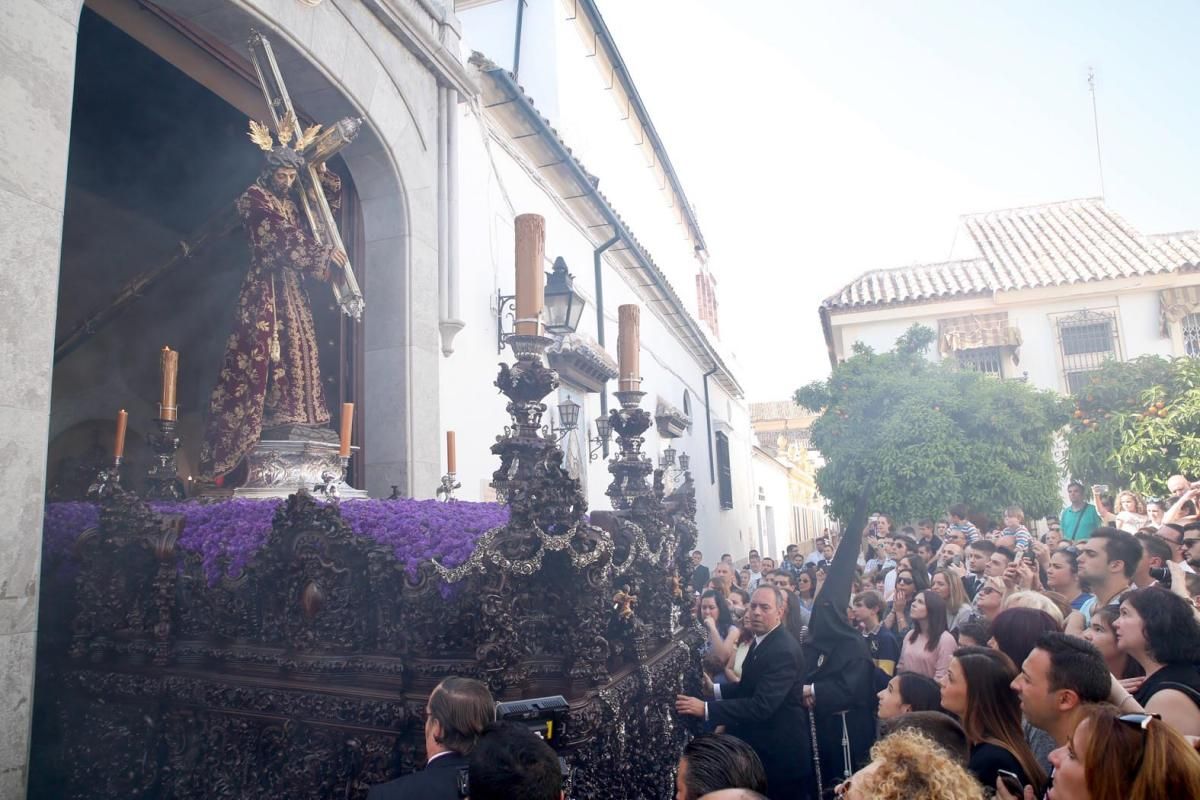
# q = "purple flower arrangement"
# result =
<box><xmin>43</xmin><ymin>497</ymin><xmax>508</xmax><ymax>585</ymax></box>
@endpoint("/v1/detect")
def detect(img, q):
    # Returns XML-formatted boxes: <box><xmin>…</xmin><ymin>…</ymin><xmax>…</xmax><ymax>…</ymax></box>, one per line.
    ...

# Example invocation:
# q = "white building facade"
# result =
<box><xmin>821</xmin><ymin>198</ymin><xmax>1200</xmax><ymax>393</ymax></box>
<box><xmin>449</xmin><ymin>0</ymin><xmax>756</xmax><ymax>559</ymax></box>
<box><xmin>0</xmin><ymin>0</ymin><xmax>757</xmax><ymax>792</ymax></box>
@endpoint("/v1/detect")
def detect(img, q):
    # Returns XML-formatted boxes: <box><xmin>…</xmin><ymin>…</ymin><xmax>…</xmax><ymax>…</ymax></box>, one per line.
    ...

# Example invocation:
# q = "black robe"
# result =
<box><xmin>805</xmin><ymin>499</ymin><xmax>877</xmax><ymax>792</ymax></box>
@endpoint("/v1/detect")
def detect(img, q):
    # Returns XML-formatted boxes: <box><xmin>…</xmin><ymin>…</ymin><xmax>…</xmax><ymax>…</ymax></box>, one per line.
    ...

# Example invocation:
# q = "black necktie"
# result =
<box><xmin>745</xmin><ymin>638</ymin><xmax>758</xmax><ymax>662</ymax></box>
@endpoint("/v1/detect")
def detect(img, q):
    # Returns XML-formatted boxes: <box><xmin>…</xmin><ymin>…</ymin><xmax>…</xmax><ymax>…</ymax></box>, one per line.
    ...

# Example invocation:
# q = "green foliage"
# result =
<box><xmin>794</xmin><ymin>324</ymin><xmax>1070</xmax><ymax>524</ymax></box>
<box><xmin>1065</xmin><ymin>356</ymin><xmax>1200</xmax><ymax>497</ymax></box>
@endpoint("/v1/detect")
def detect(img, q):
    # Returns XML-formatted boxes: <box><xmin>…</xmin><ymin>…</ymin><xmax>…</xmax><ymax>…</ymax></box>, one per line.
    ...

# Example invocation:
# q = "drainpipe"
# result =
<box><xmin>513</xmin><ymin>0</ymin><xmax>527</xmax><ymax>80</ymax></box>
<box><xmin>594</xmin><ymin>234</ymin><xmax>621</xmax><ymax>456</ymax></box>
<box><xmin>703</xmin><ymin>366</ymin><xmax>718</xmax><ymax>484</ymax></box>
<box><xmin>438</xmin><ymin>87</ymin><xmax>464</xmax><ymax>355</ymax></box>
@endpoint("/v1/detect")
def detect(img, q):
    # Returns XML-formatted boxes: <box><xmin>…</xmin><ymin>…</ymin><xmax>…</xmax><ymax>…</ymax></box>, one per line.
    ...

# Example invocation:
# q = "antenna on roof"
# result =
<box><xmin>1087</xmin><ymin>66</ymin><xmax>1107</xmax><ymax>200</ymax></box>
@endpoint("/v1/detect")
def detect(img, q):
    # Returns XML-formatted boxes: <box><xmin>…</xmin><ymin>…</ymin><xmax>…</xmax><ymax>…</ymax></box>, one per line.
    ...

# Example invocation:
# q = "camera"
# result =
<box><xmin>1149</xmin><ymin>566</ymin><xmax>1172</xmax><ymax>586</ymax></box>
<box><xmin>495</xmin><ymin>695</ymin><xmax>570</xmax><ymax>747</ymax></box>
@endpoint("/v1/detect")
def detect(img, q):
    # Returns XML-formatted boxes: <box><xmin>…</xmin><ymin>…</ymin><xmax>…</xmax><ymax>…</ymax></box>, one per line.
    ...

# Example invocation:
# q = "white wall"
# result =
<box><xmin>832</xmin><ymin>285</ymin><xmax>1182</xmax><ymax>395</ymax></box>
<box><xmin>444</xmin><ymin>35</ymin><xmax>755</xmax><ymax>556</ymax></box>
<box><xmin>751</xmin><ymin>449</ymin><xmax>793</xmax><ymax>562</ymax></box>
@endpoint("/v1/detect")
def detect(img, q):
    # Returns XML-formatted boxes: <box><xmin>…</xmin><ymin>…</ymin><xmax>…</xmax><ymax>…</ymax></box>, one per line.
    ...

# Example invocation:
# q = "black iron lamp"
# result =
<box><xmin>543</xmin><ymin>257</ymin><xmax>587</xmax><ymax>336</ymax></box>
<box><xmin>659</xmin><ymin>445</ymin><xmax>676</xmax><ymax>469</ymax></box>
<box><xmin>589</xmin><ymin>415</ymin><xmax>612</xmax><ymax>461</ymax></box>
<box><xmin>557</xmin><ymin>397</ymin><xmax>581</xmax><ymax>434</ymax></box>
<box><xmin>678</xmin><ymin>452</ymin><xmax>690</xmax><ymax>473</ymax></box>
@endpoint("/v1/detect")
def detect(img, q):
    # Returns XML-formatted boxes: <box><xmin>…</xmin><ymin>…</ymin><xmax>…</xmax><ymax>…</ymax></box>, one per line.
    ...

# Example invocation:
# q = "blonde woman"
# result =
<box><xmin>834</xmin><ymin>729</ymin><xmax>984</xmax><ymax>799</ymax></box>
<box><xmin>931</xmin><ymin>568</ymin><xmax>972</xmax><ymax>631</ymax></box>
<box><xmin>1097</xmin><ymin>489</ymin><xmax>1149</xmax><ymax>533</ymax></box>
<box><xmin>1002</xmin><ymin>590</ymin><xmax>1064</xmax><ymax>628</ymax></box>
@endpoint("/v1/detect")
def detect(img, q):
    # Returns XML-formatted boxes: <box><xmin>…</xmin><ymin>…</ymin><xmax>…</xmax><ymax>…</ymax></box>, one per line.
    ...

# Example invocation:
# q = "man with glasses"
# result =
<box><xmin>1184</xmin><ymin>522</ymin><xmax>1200</xmax><ymax>570</ymax></box>
<box><xmin>1154</xmin><ymin>523</ymin><xmax>1196</xmax><ymax>573</ymax></box>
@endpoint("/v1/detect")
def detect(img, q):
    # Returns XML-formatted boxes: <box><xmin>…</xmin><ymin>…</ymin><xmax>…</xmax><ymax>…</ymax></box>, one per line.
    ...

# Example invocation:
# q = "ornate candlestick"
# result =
<box><xmin>606</xmin><ymin>389</ymin><xmax>654</xmax><ymax>510</ymax></box>
<box><xmin>436</xmin><ymin>471</ymin><xmax>461</xmax><ymax>501</ymax></box>
<box><xmin>145</xmin><ymin>416</ymin><xmax>184</xmax><ymax>500</ymax></box>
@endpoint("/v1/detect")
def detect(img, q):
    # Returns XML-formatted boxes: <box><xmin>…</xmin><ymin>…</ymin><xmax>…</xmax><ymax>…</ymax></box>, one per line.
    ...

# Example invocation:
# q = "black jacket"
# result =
<box><xmin>366</xmin><ymin>752</ymin><xmax>468</xmax><ymax>800</ymax></box>
<box><xmin>708</xmin><ymin>626</ymin><xmax>812</xmax><ymax>799</ymax></box>
<box><xmin>690</xmin><ymin>564</ymin><xmax>711</xmax><ymax>593</ymax></box>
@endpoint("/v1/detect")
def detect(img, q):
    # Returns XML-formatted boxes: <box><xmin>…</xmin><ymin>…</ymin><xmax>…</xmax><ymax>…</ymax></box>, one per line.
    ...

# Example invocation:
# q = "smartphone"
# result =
<box><xmin>996</xmin><ymin>769</ymin><xmax>1023</xmax><ymax>796</ymax></box>
<box><xmin>1092</xmin><ymin>484</ymin><xmax>1109</xmax><ymax>493</ymax></box>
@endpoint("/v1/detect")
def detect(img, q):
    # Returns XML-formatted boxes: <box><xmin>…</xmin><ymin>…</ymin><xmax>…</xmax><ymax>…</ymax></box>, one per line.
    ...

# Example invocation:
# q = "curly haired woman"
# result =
<box><xmin>834</xmin><ymin>728</ymin><xmax>984</xmax><ymax>799</ymax></box>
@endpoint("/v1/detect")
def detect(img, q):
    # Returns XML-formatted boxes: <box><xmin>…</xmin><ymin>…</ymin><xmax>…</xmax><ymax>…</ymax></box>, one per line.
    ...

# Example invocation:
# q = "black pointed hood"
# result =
<box><xmin>808</xmin><ymin>491</ymin><xmax>871</xmax><ymax>659</ymax></box>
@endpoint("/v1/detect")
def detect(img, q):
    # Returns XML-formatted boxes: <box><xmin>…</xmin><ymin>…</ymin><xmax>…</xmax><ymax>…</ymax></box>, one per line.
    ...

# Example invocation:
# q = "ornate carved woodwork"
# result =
<box><xmin>31</xmin><ymin>338</ymin><xmax>702</xmax><ymax>799</ymax></box>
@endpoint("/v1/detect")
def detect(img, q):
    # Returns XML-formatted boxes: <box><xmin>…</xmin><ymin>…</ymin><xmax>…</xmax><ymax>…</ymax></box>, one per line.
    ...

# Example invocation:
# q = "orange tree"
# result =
<box><xmin>1066</xmin><ymin>355</ymin><xmax>1200</xmax><ymax>497</ymax></box>
<box><xmin>795</xmin><ymin>324</ymin><xmax>1069</xmax><ymax>524</ymax></box>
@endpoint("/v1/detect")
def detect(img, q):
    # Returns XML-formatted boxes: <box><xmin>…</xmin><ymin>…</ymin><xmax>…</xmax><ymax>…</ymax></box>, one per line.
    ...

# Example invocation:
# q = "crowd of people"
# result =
<box><xmin>675</xmin><ymin>474</ymin><xmax>1200</xmax><ymax>798</ymax></box>
<box><xmin>365</xmin><ymin>477</ymin><xmax>1200</xmax><ymax>800</ymax></box>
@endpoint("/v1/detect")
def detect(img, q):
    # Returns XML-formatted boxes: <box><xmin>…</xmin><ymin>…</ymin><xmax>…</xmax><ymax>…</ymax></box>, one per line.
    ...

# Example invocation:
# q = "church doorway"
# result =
<box><xmin>45</xmin><ymin>5</ymin><xmax>366</xmax><ymax>500</ymax></box>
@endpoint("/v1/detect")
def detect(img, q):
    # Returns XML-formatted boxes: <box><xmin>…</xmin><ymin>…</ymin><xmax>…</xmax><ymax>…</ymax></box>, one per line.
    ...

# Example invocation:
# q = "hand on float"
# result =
<box><xmin>674</xmin><ymin>695</ymin><xmax>705</xmax><ymax>717</ymax></box>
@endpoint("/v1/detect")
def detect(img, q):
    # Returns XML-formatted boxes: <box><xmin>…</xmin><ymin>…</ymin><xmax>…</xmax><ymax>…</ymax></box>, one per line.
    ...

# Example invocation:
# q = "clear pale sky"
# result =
<box><xmin>598</xmin><ymin>0</ymin><xmax>1200</xmax><ymax>401</ymax></box>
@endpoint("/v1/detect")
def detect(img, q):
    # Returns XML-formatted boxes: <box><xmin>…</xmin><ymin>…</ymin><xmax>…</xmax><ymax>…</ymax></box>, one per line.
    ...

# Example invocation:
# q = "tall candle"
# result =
<box><xmin>514</xmin><ymin>214</ymin><xmax>545</xmax><ymax>335</ymax></box>
<box><xmin>160</xmin><ymin>346</ymin><xmax>179</xmax><ymax>421</ymax></box>
<box><xmin>339</xmin><ymin>402</ymin><xmax>354</xmax><ymax>457</ymax></box>
<box><xmin>113</xmin><ymin>409</ymin><xmax>128</xmax><ymax>459</ymax></box>
<box><xmin>446</xmin><ymin>430</ymin><xmax>457</xmax><ymax>474</ymax></box>
<box><xmin>617</xmin><ymin>304</ymin><xmax>641</xmax><ymax>391</ymax></box>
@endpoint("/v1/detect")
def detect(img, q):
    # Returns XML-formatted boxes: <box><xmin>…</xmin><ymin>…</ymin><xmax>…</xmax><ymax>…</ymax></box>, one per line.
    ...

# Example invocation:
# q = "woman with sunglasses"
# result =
<box><xmin>1013</xmin><ymin>705</ymin><xmax>1200</xmax><ymax>800</ymax></box>
<box><xmin>883</xmin><ymin>568</ymin><xmax>927</xmax><ymax>637</ymax></box>
<box><xmin>1114</xmin><ymin>586</ymin><xmax>1200</xmax><ymax>737</ymax></box>
<box><xmin>939</xmin><ymin>646</ymin><xmax>1045</xmax><ymax>796</ymax></box>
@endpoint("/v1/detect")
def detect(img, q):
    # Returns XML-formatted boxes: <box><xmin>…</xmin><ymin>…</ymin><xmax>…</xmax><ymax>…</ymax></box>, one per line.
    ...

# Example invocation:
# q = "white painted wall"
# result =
<box><xmin>447</xmin><ymin>3</ymin><xmax>756</xmax><ymax>557</ymax></box>
<box><xmin>751</xmin><ymin>449</ymin><xmax>793</xmax><ymax>562</ymax></box>
<box><xmin>830</xmin><ymin>283</ymin><xmax>1187</xmax><ymax>395</ymax></box>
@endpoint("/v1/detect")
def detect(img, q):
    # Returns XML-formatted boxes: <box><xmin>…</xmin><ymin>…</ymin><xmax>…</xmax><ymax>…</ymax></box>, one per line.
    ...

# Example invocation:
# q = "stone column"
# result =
<box><xmin>0</xmin><ymin>0</ymin><xmax>82</xmax><ymax>795</ymax></box>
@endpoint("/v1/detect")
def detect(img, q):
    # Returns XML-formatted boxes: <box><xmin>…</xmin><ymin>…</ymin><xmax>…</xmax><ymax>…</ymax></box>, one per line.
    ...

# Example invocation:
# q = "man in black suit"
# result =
<box><xmin>367</xmin><ymin>676</ymin><xmax>495</xmax><ymax>800</ymax></box>
<box><xmin>690</xmin><ymin>550</ymin><xmax>711</xmax><ymax>594</ymax></box>
<box><xmin>676</xmin><ymin>585</ymin><xmax>812</xmax><ymax>800</ymax></box>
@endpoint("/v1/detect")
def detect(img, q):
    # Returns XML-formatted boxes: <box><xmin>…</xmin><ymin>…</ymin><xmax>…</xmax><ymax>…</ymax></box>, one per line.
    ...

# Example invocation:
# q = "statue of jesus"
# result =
<box><xmin>200</xmin><ymin>117</ymin><xmax>348</xmax><ymax>481</ymax></box>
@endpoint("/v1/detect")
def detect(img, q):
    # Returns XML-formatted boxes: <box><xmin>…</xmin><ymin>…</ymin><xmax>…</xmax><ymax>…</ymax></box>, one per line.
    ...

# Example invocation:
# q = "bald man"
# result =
<box><xmin>699</xmin><ymin>791</ymin><xmax>769</xmax><ymax>800</ymax></box>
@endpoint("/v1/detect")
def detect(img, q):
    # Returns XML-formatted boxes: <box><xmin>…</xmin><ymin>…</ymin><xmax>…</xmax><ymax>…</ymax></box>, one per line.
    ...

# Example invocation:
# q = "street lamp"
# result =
<box><xmin>557</xmin><ymin>397</ymin><xmax>581</xmax><ymax>434</ymax></box>
<box><xmin>544</xmin><ymin>257</ymin><xmax>587</xmax><ymax>336</ymax></box>
<box><xmin>659</xmin><ymin>445</ymin><xmax>676</xmax><ymax>469</ymax></box>
<box><xmin>496</xmin><ymin>256</ymin><xmax>588</xmax><ymax>351</ymax></box>
<box><xmin>589</xmin><ymin>415</ymin><xmax>612</xmax><ymax>461</ymax></box>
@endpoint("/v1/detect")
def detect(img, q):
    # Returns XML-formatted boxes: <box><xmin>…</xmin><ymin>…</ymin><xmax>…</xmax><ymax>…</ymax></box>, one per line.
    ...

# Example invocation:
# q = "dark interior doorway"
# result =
<box><xmin>46</xmin><ymin>8</ymin><xmax>362</xmax><ymax>500</ymax></box>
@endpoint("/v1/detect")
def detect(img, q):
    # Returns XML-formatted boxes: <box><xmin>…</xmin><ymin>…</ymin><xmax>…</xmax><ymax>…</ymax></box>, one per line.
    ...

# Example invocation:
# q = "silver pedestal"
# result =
<box><xmin>234</xmin><ymin>439</ymin><xmax>368</xmax><ymax>500</ymax></box>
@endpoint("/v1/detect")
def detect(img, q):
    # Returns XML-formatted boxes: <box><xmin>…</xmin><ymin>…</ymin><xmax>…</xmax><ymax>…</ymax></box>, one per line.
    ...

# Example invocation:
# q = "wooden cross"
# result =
<box><xmin>247</xmin><ymin>31</ymin><xmax>365</xmax><ymax>320</ymax></box>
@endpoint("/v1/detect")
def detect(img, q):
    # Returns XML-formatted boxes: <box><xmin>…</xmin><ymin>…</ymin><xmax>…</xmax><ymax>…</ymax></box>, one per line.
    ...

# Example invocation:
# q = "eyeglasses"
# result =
<box><xmin>896</xmin><ymin>577</ymin><xmax>914</xmax><ymax>585</ymax></box>
<box><xmin>1186</xmin><ymin>539</ymin><xmax>1200</xmax><ymax>548</ymax></box>
<box><xmin>1118</xmin><ymin>713</ymin><xmax>1160</xmax><ymax>731</ymax></box>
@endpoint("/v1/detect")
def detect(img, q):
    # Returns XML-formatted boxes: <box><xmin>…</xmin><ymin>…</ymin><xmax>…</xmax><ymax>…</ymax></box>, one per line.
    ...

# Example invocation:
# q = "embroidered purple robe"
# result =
<box><xmin>200</xmin><ymin>171</ymin><xmax>341</xmax><ymax>479</ymax></box>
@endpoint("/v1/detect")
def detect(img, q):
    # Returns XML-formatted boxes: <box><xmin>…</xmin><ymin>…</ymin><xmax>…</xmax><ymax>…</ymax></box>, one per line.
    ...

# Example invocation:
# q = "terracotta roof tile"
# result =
<box><xmin>825</xmin><ymin>198</ymin><xmax>1200</xmax><ymax>310</ymax></box>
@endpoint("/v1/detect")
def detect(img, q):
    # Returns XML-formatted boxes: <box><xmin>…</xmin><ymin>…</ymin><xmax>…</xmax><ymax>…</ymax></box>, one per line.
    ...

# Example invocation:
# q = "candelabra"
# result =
<box><xmin>606</xmin><ymin>389</ymin><xmax>654</xmax><ymax>510</ymax></box>
<box><xmin>436</xmin><ymin>472</ymin><xmax>461</xmax><ymax>501</ymax></box>
<box><xmin>145</xmin><ymin>416</ymin><xmax>184</xmax><ymax>500</ymax></box>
